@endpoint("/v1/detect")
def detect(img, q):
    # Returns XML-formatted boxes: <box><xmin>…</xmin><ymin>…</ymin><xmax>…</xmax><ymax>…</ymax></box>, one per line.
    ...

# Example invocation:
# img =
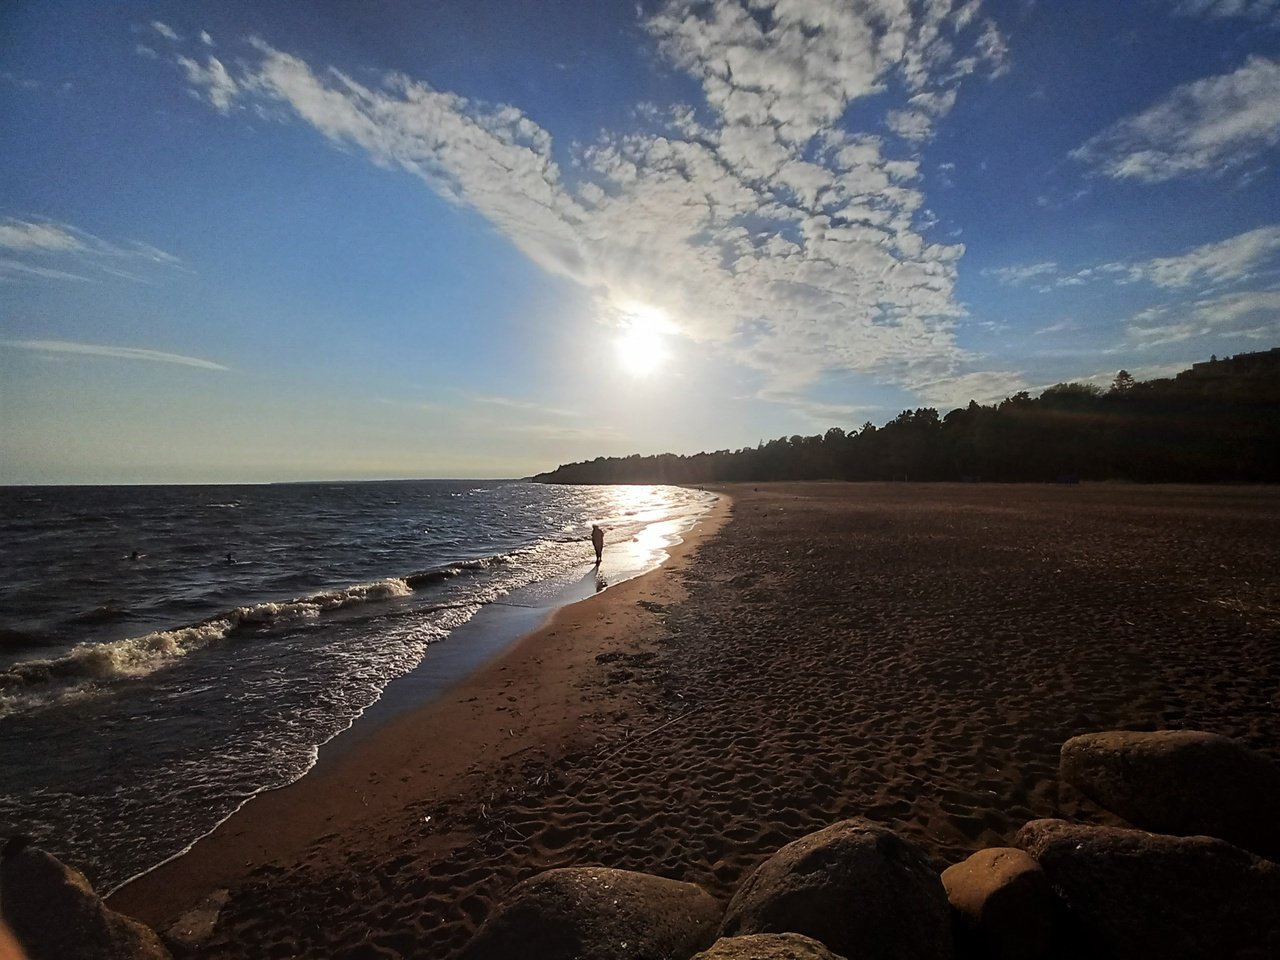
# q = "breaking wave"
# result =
<box><xmin>0</xmin><ymin>556</ymin><xmax>508</xmax><ymax>714</ymax></box>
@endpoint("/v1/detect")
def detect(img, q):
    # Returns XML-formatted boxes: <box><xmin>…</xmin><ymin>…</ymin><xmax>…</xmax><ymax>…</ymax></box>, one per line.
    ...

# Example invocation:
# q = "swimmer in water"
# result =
<box><xmin>225</xmin><ymin>552</ymin><xmax>235</xmax><ymax>565</ymax></box>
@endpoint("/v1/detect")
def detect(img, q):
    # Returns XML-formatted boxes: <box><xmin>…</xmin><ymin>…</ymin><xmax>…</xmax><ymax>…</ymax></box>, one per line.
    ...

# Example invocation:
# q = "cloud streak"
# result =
<box><xmin>1</xmin><ymin>339</ymin><xmax>229</xmax><ymax>371</ymax></box>
<box><xmin>988</xmin><ymin>224</ymin><xmax>1280</xmax><ymax>292</ymax></box>
<box><xmin>1127</xmin><ymin>290</ymin><xmax>1280</xmax><ymax>346</ymax></box>
<box><xmin>0</xmin><ymin>217</ymin><xmax>182</xmax><ymax>284</ymax></box>
<box><xmin>1072</xmin><ymin>56</ymin><xmax>1280</xmax><ymax>183</ymax></box>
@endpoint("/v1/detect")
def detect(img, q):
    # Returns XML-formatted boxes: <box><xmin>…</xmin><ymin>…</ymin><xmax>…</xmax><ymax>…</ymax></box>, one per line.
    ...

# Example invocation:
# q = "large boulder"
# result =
<box><xmin>0</xmin><ymin>840</ymin><xmax>170</xmax><ymax>960</ymax></box>
<box><xmin>1016</xmin><ymin>818</ymin><xmax>1280</xmax><ymax>960</ymax></box>
<box><xmin>941</xmin><ymin>847</ymin><xmax>1052</xmax><ymax>960</ymax></box>
<box><xmin>459</xmin><ymin>866</ymin><xmax>721</xmax><ymax>960</ymax></box>
<box><xmin>1060</xmin><ymin>729</ymin><xmax>1280</xmax><ymax>859</ymax></box>
<box><xmin>692</xmin><ymin>933</ymin><xmax>847</xmax><ymax>958</ymax></box>
<box><xmin>719</xmin><ymin>819</ymin><xmax>950</xmax><ymax>960</ymax></box>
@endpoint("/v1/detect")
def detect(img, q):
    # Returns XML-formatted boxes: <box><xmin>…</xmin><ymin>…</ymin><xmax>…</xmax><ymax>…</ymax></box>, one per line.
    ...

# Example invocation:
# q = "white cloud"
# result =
<box><xmin>200</xmin><ymin>30</ymin><xmax>215</xmax><ymax>47</ymax></box>
<box><xmin>1032</xmin><ymin>319</ymin><xmax>1077</xmax><ymax>336</ymax></box>
<box><xmin>169</xmin><ymin>4</ymin><xmax>1016</xmax><ymax>406</ymax></box>
<box><xmin>984</xmin><ymin>261</ymin><xmax>1059</xmax><ymax>286</ymax></box>
<box><xmin>0</xmin><ymin>219</ymin><xmax>84</xmax><ymax>252</ymax></box>
<box><xmin>177</xmin><ymin>56</ymin><xmax>238</xmax><ymax>113</ymax></box>
<box><xmin>1</xmin><ymin>340</ymin><xmax>228</xmax><ymax>370</ymax></box>
<box><xmin>988</xmin><ymin>224</ymin><xmax>1280</xmax><ymax>294</ymax></box>
<box><xmin>0</xmin><ymin>217</ymin><xmax>182</xmax><ymax>283</ymax></box>
<box><xmin>1072</xmin><ymin>56</ymin><xmax>1280</xmax><ymax>182</ymax></box>
<box><xmin>1127</xmin><ymin>290</ymin><xmax>1280</xmax><ymax>346</ymax></box>
<box><xmin>0</xmin><ymin>259</ymin><xmax>93</xmax><ymax>283</ymax></box>
<box><xmin>912</xmin><ymin>369</ymin><xmax>1035</xmax><ymax>408</ymax></box>
<box><xmin>151</xmin><ymin>21</ymin><xmax>180</xmax><ymax>42</ymax></box>
<box><xmin>1174</xmin><ymin>0</ymin><xmax>1280</xmax><ymax>25</ymax></box>
<box><xmin>1128</xmin><ymin>225</ymin><xmax>1280</xmax><ymax>288</ymax></box>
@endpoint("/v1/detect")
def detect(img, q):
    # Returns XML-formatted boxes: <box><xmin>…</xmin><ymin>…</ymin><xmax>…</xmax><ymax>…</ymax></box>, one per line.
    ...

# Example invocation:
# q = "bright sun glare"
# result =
<box><xmin>614</xmin><ymin>304</ymin><xmax>671</xmax><ymax>378</ymax></box>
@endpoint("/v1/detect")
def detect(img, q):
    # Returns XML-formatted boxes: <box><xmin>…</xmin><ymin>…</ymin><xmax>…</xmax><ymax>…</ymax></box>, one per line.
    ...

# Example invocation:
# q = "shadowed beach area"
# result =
<box><xmin>108</xmin><ymin>483</ymin><xmax>1280</xmax><ymax>959</ymax></box>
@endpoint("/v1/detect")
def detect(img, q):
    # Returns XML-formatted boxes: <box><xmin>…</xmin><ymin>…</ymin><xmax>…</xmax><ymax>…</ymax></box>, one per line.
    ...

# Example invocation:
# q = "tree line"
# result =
<box><xmin>533</xmin><ymin>349</ymin><xmax>1280</xmax><ymax>484</ymax></box>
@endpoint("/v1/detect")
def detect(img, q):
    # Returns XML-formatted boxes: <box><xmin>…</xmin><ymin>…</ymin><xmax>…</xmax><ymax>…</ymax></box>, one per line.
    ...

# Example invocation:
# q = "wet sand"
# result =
<box><xmin>110</xmin><ymin>483</ymin><xmax>1280</xmax><ymax>959</ymax></box>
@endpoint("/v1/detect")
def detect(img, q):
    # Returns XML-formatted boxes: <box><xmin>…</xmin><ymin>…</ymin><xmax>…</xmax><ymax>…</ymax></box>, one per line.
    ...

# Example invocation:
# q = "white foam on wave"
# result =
<box><xmin>0</xmin><ymin>577</ymin><xmax>417</xmax><ymax>717</ymax></box>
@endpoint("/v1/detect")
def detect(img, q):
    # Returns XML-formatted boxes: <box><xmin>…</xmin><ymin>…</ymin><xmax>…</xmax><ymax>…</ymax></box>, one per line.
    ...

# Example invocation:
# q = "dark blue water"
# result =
<box><xmin>0</xmin><ymin>480</ymin><xmax>712</xmax><ymax>890</ymax></box>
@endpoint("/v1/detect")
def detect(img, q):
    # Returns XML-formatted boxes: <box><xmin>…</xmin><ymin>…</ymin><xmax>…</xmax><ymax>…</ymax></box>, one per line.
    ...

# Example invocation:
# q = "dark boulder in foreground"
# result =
<box><xmin>459</xmin><ymin>866</ymin><xmax>720</xmax><ymax>960</ymax></box>
<box><xmin>693</xmin><ymin>932</ymin><xmax>848</xmax><ymax>958</ymax></box>
<box><xmin>941</xmin><ymin>847</ymin><xmax>1052</xmax><ymax>960</ymax></box>
<box><xmin>1016</xmin><ymin>818</ymin><xmax>1280</xmax><ymax>960</ymax></box>
<box><xmin>0</xmin><ymin>839</ymin><xmax>171</xmax><ymax>960</ymax></box>
<box><xmin>1060</xmin><ymin>729</ymin><xmax>1280</xmax><ymax>859</ymax></box>
<box><xmin>720</xmin><ymin>818</ymin><xmax>950</xmax><ymax>960</ymax></box>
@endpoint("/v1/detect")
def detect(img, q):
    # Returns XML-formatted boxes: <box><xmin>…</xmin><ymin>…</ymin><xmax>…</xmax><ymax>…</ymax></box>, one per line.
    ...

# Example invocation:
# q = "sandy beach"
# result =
<box><xmin>108</xmin><ymin>483</ymin><xmax>1280</xmax><ymax>959</ymax></box>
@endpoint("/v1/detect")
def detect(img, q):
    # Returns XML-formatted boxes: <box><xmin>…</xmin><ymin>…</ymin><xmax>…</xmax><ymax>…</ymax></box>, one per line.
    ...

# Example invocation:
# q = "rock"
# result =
<box><xmin>941</xmin><ymin>847</ymin><xmax>1052</xmax><ymax>960</ymax></box>
<box><xmin>164</xmin><ymin>888</ymin><xmax>229</xmax><ymax>954</ymax></box>
<box><xmin>692</xmin><ymin>932</ymin><xmax>847</xmax><ymax>958</ymax></box>
<box><xmin>458</xmin><ymin>866</ymin><xmax>720</xmax><ymax>960</ymax></box>
<box><xmin>1060</xmin><ymin>729</ymin><xmax>1280</xmax><ymax>859</ymax></box>
<box><xmin>719</xmin><ymin>818</ymin><xmax>951</xmax><ymax>960</ymax></box>
<box><xmin>1016</xmin><ymin>818</ymin><xmax>1280</xmax><ymax>960</ymax></box>
<box><xmin>0</xmin><ymin>841</ymin><xmax>171</xmax><ymax>960</ymax></box>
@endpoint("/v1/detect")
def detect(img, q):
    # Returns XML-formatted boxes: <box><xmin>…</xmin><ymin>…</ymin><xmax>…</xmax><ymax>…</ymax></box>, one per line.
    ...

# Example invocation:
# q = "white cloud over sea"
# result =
<box><xmin>161</xmin><ymin>0</ymin><xmax>1019</xmax><ymax>406</ymax></box>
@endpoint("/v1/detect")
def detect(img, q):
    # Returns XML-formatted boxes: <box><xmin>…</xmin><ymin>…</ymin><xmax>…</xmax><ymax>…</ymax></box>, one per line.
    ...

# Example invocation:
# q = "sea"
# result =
<box><xmin>0</xmin><ymin>480</ymin><xmax>713</xmax><ymax>893</ymax></box>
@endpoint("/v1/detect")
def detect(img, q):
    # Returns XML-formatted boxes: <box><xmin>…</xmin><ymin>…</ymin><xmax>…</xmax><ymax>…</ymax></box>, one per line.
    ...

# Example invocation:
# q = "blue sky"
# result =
<box><xmin>3</xmin><ymin>0</ymin><xmax>1279</xmax><ymax>482</ymax></box>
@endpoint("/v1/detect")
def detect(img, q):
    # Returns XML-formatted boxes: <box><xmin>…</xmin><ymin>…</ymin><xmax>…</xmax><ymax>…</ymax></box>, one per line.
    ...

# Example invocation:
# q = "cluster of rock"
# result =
<box><xmin>3</xmin><ymin>729</ymin><xmax>1278</xmax><ymax>960</ymax></box>
<box><xmin>462</xmin><ymin>729</ymin><xmax>1280</xmax><ymax>960</ymax></box>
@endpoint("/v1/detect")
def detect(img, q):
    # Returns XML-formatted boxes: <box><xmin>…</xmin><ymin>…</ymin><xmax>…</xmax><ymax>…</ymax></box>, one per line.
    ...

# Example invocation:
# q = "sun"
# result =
<box><xmin>614</xmin><ymin>304</ymin><xmax>671</xmax><ymax>378</ymax></box>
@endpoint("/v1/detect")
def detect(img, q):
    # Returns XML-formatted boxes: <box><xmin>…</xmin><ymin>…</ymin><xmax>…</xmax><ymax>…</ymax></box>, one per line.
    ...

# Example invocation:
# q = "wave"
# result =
<box><xmin>0</xmin><ymin>556</ymin><xmax>503</xmax><ymax>713</ymax></box>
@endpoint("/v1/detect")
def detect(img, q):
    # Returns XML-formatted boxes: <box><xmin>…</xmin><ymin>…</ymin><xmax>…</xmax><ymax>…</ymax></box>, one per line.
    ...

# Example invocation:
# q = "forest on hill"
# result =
<box><xmin>534</xmin><ymin>348</ymin><xmax>1280</xmax><ymax>484</ymax></box>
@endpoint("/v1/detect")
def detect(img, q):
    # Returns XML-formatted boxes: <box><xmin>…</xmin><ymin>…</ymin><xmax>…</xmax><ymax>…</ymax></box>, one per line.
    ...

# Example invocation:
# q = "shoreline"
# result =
<box><xmin>107</xmin><ymin>492</ymin><xmax>733</xmax><ymax>927</ymax></box>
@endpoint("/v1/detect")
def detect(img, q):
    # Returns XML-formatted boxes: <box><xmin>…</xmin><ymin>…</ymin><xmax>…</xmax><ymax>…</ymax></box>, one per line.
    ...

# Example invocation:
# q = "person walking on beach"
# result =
<box><xmin>591</xmin><ymin>524</ymin><xmax>604</xmax><ymax>565</ymax></box>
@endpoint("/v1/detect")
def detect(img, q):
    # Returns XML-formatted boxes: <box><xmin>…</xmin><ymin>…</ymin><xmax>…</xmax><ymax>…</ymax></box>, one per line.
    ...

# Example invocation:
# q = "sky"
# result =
<box><xmin>2</xmin><ymin>0</ymin><xmax>1280</xmax><ymax>483</ymax></box>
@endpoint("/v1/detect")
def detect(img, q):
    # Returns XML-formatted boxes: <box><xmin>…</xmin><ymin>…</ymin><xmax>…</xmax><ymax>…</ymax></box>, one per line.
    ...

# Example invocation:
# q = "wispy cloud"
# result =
<box><xmin>1129</xmin><ymin>225</ymin><xmax>1280</xmax><ymax>288</ymax></box>
<box><xmin>0</xmin><ymin>217</ymin><xmax>182</xmax><ymax>284</ymax></box>
<box><xmin>164</xmin><ymin>2</ymin><xmax>1019</xmax><ymax>408</ymax></box>
<box><xmin>1032</xmin><ymin>319</ymin><xmax>1078</xmax><ymax>336</ymax></box>
<box><xmin>912</xmin><ymin>369</ymin><xmax>1035</xmax><ymax>409</ymax></box>
<box><xmin>1174</xmin><ymin>0</ymin><xmax>1280</xmax><ymax>27</ymax></box>
<box><xmin>467</xmin><ymin>393</ymin><xmax>581</xmax><ymax>419</ymax></box>
<box><xmin>0</xmin><ymin>258</ymin><xmax>93</xmax><ymax>283</ymax></box>
<box><xmin>1</xmin><ymin>339</ymin><xmax>229</xmax><ymax>370</ymax></box>
<box><xmin>1072</xmin><ymin>55</ymin><xmax>1280</xmax><ymax>182</ymax></box>
<box><xmin>151</xmin><ymin>21</ymin><xmax>180</xmax><ymax>42</ymax></box>
<box><xmin>1127</xmin><ymin>290</ymin><xmax>1280</xmax><ymax>346</ymax></box>
<box><xmin>0</xmin><ymin>219</ymin><xmax>84</xmax><ymax>252</ymax></box>
<box><xmin>984</xmin><ymin>261</ymin><xmax>1059</xmax><ymax>286</ymax></box>
<box><xmin>0</xmin><ymin>71</ymin><xmax>39</xmax><ymax>91</ymax></box>
<box><xmin>988</xmin><ymin>224</ymin><xmax>1280</xmax><ymax>293</ymax></box>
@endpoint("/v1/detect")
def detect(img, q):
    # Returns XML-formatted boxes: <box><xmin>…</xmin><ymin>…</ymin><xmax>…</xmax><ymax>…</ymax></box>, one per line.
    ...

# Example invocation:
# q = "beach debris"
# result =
<box><xmin>940</xmin><ymin>847</ymin><xmax>1052</xmax><ymax>960</ymax></box>
<box><xmin>1060</xmin><ymin>729</ymin><xmax>1280</xmax><ymax>859</ymax></box>
<box><xmin>1016</xmin><ymin>818</ymin><xmax>1280</xmax><ymax>960</ymax></box>
<box><xmin>458</xmin><ymin>866</ymin><xmax>720</xmax><ymax>960</ymax></box>
<box><xmin>692</xmin><ymin>932</ymin><xmax>848</xmax><ymax>958</ymax></box>
<box><xmin>719</xmin><ymin>818</ymin><xmax>951</xmax><ymax>960</ymax></box>
<box><xmin>0</xmin><ymin>839</ymin><xmax>171</xmax><ymax>960</ymax></box>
